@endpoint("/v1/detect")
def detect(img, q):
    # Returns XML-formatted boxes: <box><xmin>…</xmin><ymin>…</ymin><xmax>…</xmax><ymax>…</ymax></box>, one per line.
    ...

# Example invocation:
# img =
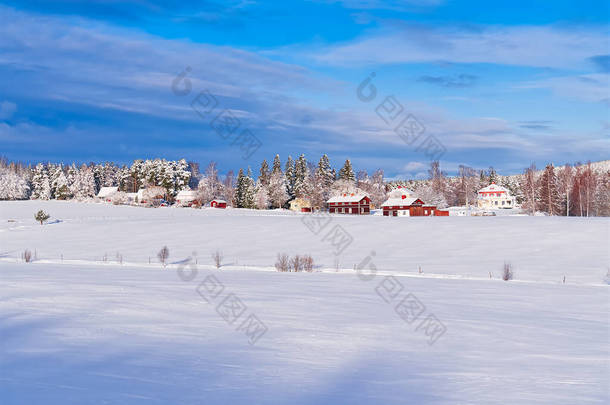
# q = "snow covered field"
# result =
<box><xmin>1</xmin><ymin>201</ymin><xmax>609</xmax><ymax>404</ymax></box>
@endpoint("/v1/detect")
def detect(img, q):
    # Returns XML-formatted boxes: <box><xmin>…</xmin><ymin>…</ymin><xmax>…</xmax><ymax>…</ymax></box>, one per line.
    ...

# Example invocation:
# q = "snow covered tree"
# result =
<box><xmin>293</xmin><ymin>154</ymin><xmax>308</xmax><ymax>198</ymax></box>
<box><xmin>222</xmin><ymin>170</ymin><xmax>235</xmax><ymax>206</ymax></box>
<box><xmin>31</xmin><ymin>163</ymin><xmax>51</xmax><ymax>200</ymax></box>
<box><xmin>197</xmin><ymin>162</ymin><xmax>221</xmax><ymax>204</ymax></box>
<box><xmin>284</xmin><ymin>155</ymin><xmax>295</xmax><ymax>198</ymax></box>
<box><xmin>271</xmin><ymin>154</ymin><xmax>282</xmax><ymax>175</ymax></box>
<box><xmin>254</xmin><ymin>181</ymin><xmax>270</xmax><ymax>209</ymax></box>
<box><xmin>455</xmin><ymin>165</ymin><xmax>477</xmax><ymax>207</ymax></box>
<box><xmin>488</xmin><ymin>167</ymin><xmax>498</xmax><ymax>185</ymax></box>
<box><xmin>538</xmin><ymin>164</ymin><xmax>561</xmax><ymax>215</ymax></box>
<box><xmin>50</xmin><ymin>164</ymin><xmax>70</xmax><ymax>200</ymax></box>
<box><xmin>235</xmin><ymin>168</ymin><xmax>255</xmax><ymax>208</ymax></box>
<box><xmin>557</xmin><ymin>164</ymin><xmax>573</xmax><ymax>216</ymax></box>
<box><xmin>368</xmin><ymin>169</ymin><xmax>387</xmax><ymax>208</ymax></box>
<box><xmin>34</xmin><ymin>209</ymin><xmax>50</xmax><ymax>225</ymax></box>
<box><xmin>268</xmin><ymin>170</ymin><xmax>289</xmax><ymax>208</ymax></box>
<box><xmin>520</xmin><ymin>164</ymin><xmax>538</xmax><ymax>215</ymax></box>
<box><xmin>0</xmin><ymin>166</ymin><xmax>30</xmax><ymax>200</ymax></box>
<box><xmin>338</xmin><ymin>159</ymin><xmax>355</xmax><ymax>182</ymax></box>
<box><xmin>258</xmin><ymin>159</ymin><xmax>270</xmax><ymax>186</ymax></box>
<box><xmin>70</xmin><ymin>164</ymin><xmax>96</xmax><ymax>200</ymax></box>
<box><xmin>316</xmin><ymin>154</ymin><xmax>334</xmax><ymax>188</ymax></box>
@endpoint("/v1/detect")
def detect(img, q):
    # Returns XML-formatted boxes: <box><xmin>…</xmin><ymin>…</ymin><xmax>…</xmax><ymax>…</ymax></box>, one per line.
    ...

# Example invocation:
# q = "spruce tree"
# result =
<box><xmin>294</xmin><ymin>154</ymin><xmax>307</xmax><ymax>198</ymax></box>
<box><xmin>539</xmin><ymin>164</ymin><xmax>561</xmax><ymax>215</ymax></box>
<box><xmin>338</xmin><ymin>159</ymin><xmax>355</xmax><ymax>182</ymax></box>
<box><xmin>284</xmin><ymin>156</ymin><xmax>295</xmax><ymax>198</ymax></box>
<box><xmin>235</xmin><ymin>168</ymin><xmax>247</xmax><ymax>208</ymax></box>
<box><xmin>259</xmin><ymin>159</ymin><xmax>270</xmax><ymax>186</ymax></box>
<box><xmin>272</xmin><ymin>154</ymin><xmax>282</xmax><ymax>175</ymax></box>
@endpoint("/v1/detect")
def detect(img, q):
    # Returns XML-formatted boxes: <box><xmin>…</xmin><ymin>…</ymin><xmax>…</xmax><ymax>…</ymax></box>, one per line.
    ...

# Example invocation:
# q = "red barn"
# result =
<box><xmin>210</xmin><ymin>199</ymin><xmax>227</xmax><ymax>208</ymax></box>
<box><xmin>327</xmin><ymin>193</ymin><xmax>370</xmax><ymax>214</ymax></box>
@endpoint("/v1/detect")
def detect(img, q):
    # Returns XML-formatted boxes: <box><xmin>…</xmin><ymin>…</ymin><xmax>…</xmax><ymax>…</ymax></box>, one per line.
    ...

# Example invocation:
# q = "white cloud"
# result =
<box><xmin>310</xmin><ymin>24</ymin><xmax>609</xmax><ymax>69</ymax></box>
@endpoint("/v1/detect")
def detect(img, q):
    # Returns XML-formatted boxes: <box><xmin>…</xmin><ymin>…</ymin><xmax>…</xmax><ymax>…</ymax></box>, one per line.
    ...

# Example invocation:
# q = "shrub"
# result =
<box><xmin>275</xmin><ymin>253</ymin><xmax>290</xmax><ymax>272</ymax></box>
<box><xmin>23</xmin><ymin>249</ymin><xmax>32</xmax><ymax>263</ymax></box>
<box><xmin>212</xmin><ymin>250</ymin><xmax>223</xmax><ymax>269</ymax></box>
<box><xmin>290</xmin><ymin>255</ymin><xmax>303</xmax><ymax>272</ymax></box>
<box><xmin>302</xmin><ymin>255</ymin><xmax>314</xmax><ymax>272</ymax></box>
<box><xmin>158</xmin><ymin>246</ymin><xmax>170</xmax><ymax>267</ymax></box>
<box><xmin>34</xmin><ymin>210</ymin><xmax>50</xmax><ymax>225</ymax></box>
<box><xmin>502</xmin><ymin>262</ymin><xmax>513</xmax><ymax>281</ymax></box>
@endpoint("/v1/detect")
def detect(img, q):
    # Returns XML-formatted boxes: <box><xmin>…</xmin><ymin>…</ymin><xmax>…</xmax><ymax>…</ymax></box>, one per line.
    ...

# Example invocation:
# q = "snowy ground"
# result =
<box><xmin>1</xmin><ymin>201</ymin><xmax>609</xmax><ymax>404</ymax></box>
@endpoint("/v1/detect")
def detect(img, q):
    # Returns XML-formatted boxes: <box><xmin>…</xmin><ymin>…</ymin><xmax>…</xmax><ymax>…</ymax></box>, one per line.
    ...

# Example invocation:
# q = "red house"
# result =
<box><xmin>381</xmin><ymin>195</ymin><xmax>448</xmax><ymax>216</ymax></box>
<box><xmin>327</xmin><ymin>193</ymin><xmax>370</xmax><ymax>214</ymax></box>
<box><xmin>210</xmin><ymin>199</ymin><xmax>227</xmax><ymax>208</ymax></box>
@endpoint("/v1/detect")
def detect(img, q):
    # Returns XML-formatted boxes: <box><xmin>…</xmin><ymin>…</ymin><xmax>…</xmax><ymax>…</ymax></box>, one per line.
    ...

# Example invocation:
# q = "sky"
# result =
<box><xmin>0</xmin><ymin>0</ymin><xmax>608</xmax><ymax>178</ymax></box>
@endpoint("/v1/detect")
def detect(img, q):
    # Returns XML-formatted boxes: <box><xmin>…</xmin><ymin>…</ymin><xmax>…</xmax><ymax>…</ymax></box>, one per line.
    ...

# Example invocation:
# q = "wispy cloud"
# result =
<box><xmin>310</xmin><ymin>24</ymin><xmax>609</xmax><ymax>69</ymax></box>
<box><xmin>418</xmin><ymin>74</ymin><xmax>477</xmax><ymax>88</ymax></box>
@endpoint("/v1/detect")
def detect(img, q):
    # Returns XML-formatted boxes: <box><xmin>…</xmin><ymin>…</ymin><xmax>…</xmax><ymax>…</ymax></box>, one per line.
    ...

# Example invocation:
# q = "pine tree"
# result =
<box><xmin>245</xmin><ymin>167</ymin><xmax>256</xmax><ymax>208</ymax></box>
<box><xmin>338</xmin><ymin>159</ymin><xmax>355</xmax><ymax>182</ymax></box>
<box><xmin>31</xmin><ymin>163</ymin><xmax>51</xmax><ymax>200</ymax></box>
<box><xmin>50</xmin><ymin>164</ymin><xmax>70</xmax><ymax>200</ymax></box>
<box><xmin>538</xmin><ymin>164</ymin><xmax>561</xmax><ymax>215</ymax></box>
<box><xmin>316</xmin><ymin>154</ymin><xmax>334</xmax><ymax>189</ymax></box>
<box><xmin>488</xmin><ymin>167</ymin><xmax>498</xmax><ymax>185</ymax></box>
<box><xmin>272</xmin><ymin>154</ymin><xmax>282</xmax><ymax>175</ymax></box>
<box><xmin>284</xmin><ymin>155</ymin><xmax>295</xmax><ymax>198</ymax></box>
<box><xmin>259</xmin><ymin>159</ymin><xmax>270</xmax><ymax>186</ymax></box>
<box><xmin>235</xmin><ymin>168</ymin><xmax>247</xmax><ymax>208</ymax></box>
<box><xmin>293</xmin><ymin>154</ymin><xmax>308</xmax><ymax>198</ymax></box>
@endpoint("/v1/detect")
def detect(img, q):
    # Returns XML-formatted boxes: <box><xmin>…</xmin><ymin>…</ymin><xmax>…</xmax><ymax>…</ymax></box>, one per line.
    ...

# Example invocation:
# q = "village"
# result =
<box><xmin>94</xmin><ymin>182</ymin><xmax>518</xmax><ymax>217</ymax></box>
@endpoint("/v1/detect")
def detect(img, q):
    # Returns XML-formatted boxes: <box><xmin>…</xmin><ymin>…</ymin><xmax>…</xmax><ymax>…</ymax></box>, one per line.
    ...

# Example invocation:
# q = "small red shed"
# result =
<box><xmin>327</xmin><ymin>193</ymin><xmax>371</xmax><ymax>214</ymax></box>
<box><xmin>210</xmin><ymin>199</ymin><xmax>227</xmax><ymax>208</ymax></box>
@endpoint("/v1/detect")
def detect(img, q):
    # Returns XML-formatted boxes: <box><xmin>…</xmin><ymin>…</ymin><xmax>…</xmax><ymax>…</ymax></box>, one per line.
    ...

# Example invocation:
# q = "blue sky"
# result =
<box><xmin>0</xmin><ymin>0</ymin><xmax>608</xmax><ymax>177</ymax></box>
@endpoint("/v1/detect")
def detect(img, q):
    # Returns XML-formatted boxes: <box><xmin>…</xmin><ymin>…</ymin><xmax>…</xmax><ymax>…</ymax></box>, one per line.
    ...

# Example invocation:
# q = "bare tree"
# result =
<box><xmin>502</xmin><ymin>262</ymin><xmax>513</xmax><ymax>281</ymax></box>
<box><xmin>157</xmin><ymin>246</ymin><xmax>169</xmax><ymax>267</ymax></box>
<box><xmin>212</xmin><ymin>250</ymin><xmax>223</xmax><ymax>269</ymax></box>
<box><xmin>290</xmin><ymin>255</ymin><xmax>303</xmax><ymax>272</ymax></box>
<box><xmin>302</xmin><ymin>255</ymin><xmax>314</xmax><ymax>272</ymax></box>
<box><xmin>521</xmin><ymin>164</ymin><xmax>537</xmax><ymax>215</ymax></box>
<box><xmin>275</xmin><ymin>253</ymin><xmax>290</xmax><ymax>272</ymax></box>
<box><xmin>23</xmin><ymin>249</ymin><xmax>32</xmax><ymax>263</ymax></box>
<box><xmin>558</xmin><ymin>164</ymin><xmax>573</xmax><ymax>216</ymax></box>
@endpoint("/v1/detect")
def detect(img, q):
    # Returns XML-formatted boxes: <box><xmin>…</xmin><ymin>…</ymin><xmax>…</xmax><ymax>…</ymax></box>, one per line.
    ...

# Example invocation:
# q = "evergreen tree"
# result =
<box><xmin>235</xmin><ymin>168</ymin><xmax>247</xmax><ymax>208</ymax></box>
<box><xmin>293</xmin><ymin>154</ymin><xmax>308</xmax><ymax>198</ymax></box>
<box><xmin>316</xmin><ymin>154</ymin><xmax>334</xmax><ymax>189</ymax></box>
<box><xmin>259</xmin><ymin>159</ymin><xmax>270</xmax><ymax>186</ymax></box>
<box><xmin>272</xmin><ymin>154</ymin><xmax>282</xmax><ymax>175</ymax></box>
<box><xmin>254</xmin><ymin>181</ymin><xmax>269</xmax><ymax>209</ymax></box>
<box><xmin>245</xmin><ymin>167</ymin><xmax>256</xmax><ymax>208</ymax></box>
<box><xmin>284</xmin><ymin>155</ymin><xmax>295</xmax><ymax>198</ymax></box>
<box><xmin>338</xmin><ymin>159</ymin><xmax>355</xmax><ymax>182</ymax></box>
<box><xmin>538</xmin><ymin>164</ymin><xmax>561</xmax><ymax>215</ymax></box>
<box><xmin>50</xmin><ymin>164</ymin><xmax>70</xmax><ymax>200</ymax></box>
<box><xmin>488</xmin><ymin>166</ymin><xmax>498</xmax><ymax>185</ymax></box>
<box><xmin>31</xmin><ymin>163</ymin><xmax>51</xmax><ymax>200</ymax></box>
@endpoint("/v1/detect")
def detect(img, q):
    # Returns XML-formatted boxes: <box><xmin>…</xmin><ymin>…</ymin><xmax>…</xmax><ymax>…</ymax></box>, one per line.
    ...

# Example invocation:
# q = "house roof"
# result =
<box><xmin>381</xmin><ymin>197</ymin><xmax>422</xmax><ymax>207</ymax></box>
<box><xmin>478</xmin><ymin>183</ymin><xmax>510</xmax><ymax>194</ymax></box>
<box><xmin>211</xmin><ymin>199</ymin><xmax>226</xmax><ymax>203</ymax></box>
<box><xmin>176</xmin><ymin>189</ymin><xmax>197</xmax><ymax>199</ymax></box>
<box><xmin>97</xmin><ymin>186</ymin><xmax>118</xmax><ymax>198</ymax></box>
<box><xmin>327</xmin><ymin>193</ymin><xmax>369</xmax><ymax>203</ymax></box>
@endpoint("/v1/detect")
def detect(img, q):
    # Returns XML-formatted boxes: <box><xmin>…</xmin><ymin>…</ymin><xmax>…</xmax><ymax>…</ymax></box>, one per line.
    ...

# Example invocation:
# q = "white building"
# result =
<box><xmin>477</xmin><ymin>183</ymin><xmax>516</xmax><ymax>209</ymax></box>
<box><xmin>175</xmin><ymin>189</ymin><xmax>198</xmax><ymax>206</ymax></box>
<box><xmin>96</xmin><ymin>186</ymin><xmax>118</xmax><ymax>201</ymax></box>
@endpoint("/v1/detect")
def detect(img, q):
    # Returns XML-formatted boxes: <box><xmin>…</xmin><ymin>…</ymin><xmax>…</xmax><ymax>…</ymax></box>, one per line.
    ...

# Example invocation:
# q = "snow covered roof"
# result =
<box><xmin>478</xmin><ymin>183</ymin><xmax>510</xmax><ymax>194</ymax></box>
<box><xmin>381</xmin><ymin>197</ymin><xmax>422</xmax><ymax>207</ymax></box>
<box><xmin>211</xmin><ymin>199</ymin><xmax>226</xmax><ymax>203</ymax></box>
<box><xmin>327</xmin><ymin>193</ymin><xmax>368</xmax><ymax>203</ymax></box>
<box><xmin>175</xmin><ymin>189</ymin><xmax>197</xmax><ymax>200</ymax></box>
<box><xmin>97</xmin><ymin>186</ymin><xmax>118</xmax><ymax>198</ymax></box>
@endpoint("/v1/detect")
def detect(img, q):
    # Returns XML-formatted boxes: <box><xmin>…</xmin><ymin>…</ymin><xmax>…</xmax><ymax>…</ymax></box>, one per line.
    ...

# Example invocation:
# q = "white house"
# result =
<box><xmin>175</xmin><ymin>189</ymin><xmax>198</xmax><ymax>206</ymax></box>
<box><xmin>96</xmin><ymin>186</ymin><xmax>118</xmax><ymax>201</ymax></box>
<box><xmin>477</xmin><ymin>183</ymin><xmax>516</xmax><ymax>209</ymax></box>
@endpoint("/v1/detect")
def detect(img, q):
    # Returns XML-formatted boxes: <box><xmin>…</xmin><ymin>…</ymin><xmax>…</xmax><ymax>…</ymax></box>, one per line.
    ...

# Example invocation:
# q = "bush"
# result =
<box><xmin>23</xmin><ymin>249</ymin><xmax>32</xmax><ymax>263</ymax></box>
<box><xmin>212</xmin><ymin>250</ymin><xmax>223</xmax><ymax>269</ymax></box>
<box><xmin>34</xmin><ymin>210</ymin><xmax>50</xmax><ymax>225</ymax></box>
<box><xmin>111</xmin><ymin>191</ymin><xmax>128</xmax><ymax>205</ymax></box>
<box><xmin>158</xmin><ymin>246</ymin><xmax>170</xmax><ymax>267</ymax></box>
<box><xmin>275</xmin><ymin>253</ymin><xmax>290</xmax><ymax>272</ymax></box>
<box><xmin>290</xmin><ymin>255</ymin><xmax>303</xmax><ymax>272</ymax></box>
<box><xmin>502</xmin><ymin>262</ymin><xmax>513</xmax><ymax>281</ymax></box>
<box><xmin>302</xmin><ymin>255</ymin><xmax>314</xmax><ymax>272</ymax></box>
